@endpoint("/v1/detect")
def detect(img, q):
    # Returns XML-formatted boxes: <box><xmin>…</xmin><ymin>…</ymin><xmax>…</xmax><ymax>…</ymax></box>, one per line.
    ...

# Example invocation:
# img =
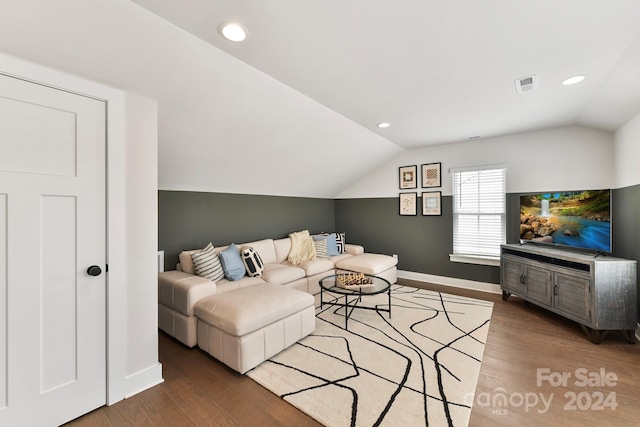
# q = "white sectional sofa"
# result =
<box><xmin>157</xmin><ymin>232</ymin><xmax>397</xmax><ymax>373</ymax></box>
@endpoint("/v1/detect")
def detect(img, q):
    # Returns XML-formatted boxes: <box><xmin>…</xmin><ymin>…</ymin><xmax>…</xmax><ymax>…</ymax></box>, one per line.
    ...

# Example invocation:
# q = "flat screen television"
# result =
<box><xmin>519</xmin><ymin>189</ymin><xmax>611</xmax><ymax>253</ymax></box>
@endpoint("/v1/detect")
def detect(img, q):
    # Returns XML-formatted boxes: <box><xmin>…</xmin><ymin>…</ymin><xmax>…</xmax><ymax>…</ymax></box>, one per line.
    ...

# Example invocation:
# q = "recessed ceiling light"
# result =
<box><xmin>562</xmin><ymin>75</ymin><xmax>585</xmax><ymax>86</ymax></box>
<box><xmin>218</xmin><ymin>23</ymin><xmax>247</xmax><ymax>42</ymax></box>
<box><xmin>377</xmin><ymin>122</ymin><xmax>390</xmax><ymax>128</ymax></box>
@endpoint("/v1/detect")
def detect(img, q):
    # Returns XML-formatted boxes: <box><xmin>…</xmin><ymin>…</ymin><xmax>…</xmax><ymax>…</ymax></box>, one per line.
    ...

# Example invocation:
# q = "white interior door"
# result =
<box><xmin>0</xmin><ymin>73</ymin><xmax>106</xmax><ymax>426</ymax></box>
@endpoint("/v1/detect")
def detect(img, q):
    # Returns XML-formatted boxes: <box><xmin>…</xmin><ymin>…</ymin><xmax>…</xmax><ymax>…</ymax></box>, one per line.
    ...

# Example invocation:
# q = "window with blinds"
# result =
<box><xmin>452</xmin><ymin>166</ymin><xmax>506</xmax><ymax>258</ymax></box>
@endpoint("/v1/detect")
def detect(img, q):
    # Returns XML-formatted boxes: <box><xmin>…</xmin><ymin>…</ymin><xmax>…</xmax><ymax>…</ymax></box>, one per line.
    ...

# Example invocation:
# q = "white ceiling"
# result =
<box><xmin>2</xmin><ymin>1</ymin><xmax>640</xmax><ymax>198</ymax></box>
<box><xmin>132</xmin><ymin>0</ymin><xmax>640</xmax><ymax>149</ymax></box>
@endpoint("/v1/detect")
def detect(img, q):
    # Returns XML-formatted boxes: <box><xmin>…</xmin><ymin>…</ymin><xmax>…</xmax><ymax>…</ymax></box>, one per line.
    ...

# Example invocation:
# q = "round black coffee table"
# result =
<box><xmin>319</xmin><ymin>273</ymin><xmax>391</xmax><ymax>329</ymax></box>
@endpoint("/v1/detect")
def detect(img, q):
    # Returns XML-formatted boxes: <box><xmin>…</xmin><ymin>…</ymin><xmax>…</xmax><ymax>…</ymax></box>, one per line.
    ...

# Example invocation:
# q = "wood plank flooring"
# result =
<box><xmin>66</xmin><ymin>279</ymin><xmax>640</xmax><ymax>426</ymax></box>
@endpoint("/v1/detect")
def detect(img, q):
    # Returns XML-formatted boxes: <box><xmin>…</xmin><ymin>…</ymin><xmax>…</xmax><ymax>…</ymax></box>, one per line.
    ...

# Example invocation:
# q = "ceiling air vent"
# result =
<box><xmin>515</xmin><ymin>74</ymin><xmax>539</xmax><ymax>94</ymax></box>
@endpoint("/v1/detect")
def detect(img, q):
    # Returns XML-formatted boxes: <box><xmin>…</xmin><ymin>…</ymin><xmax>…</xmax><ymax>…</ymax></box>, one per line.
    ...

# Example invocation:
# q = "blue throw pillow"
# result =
<box><xmin>325</xmin><ymin>233</ymin><xmax>340</xmax><ymax>256</ymax></box>
<box><xmin>218</xmin><ymin>243</ymin><xmax>246</xmax><ymax>281</ymax></box>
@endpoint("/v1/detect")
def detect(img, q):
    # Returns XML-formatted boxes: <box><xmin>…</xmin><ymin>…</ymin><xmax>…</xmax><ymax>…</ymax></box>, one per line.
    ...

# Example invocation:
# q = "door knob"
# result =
<box><xmin>87</xmin><ymin>265</ymin><xmax>102</xmax><ymax>277</ymax></box>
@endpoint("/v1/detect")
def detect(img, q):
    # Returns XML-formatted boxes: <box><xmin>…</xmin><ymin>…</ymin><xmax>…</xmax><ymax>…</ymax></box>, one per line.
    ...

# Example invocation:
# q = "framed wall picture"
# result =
<box><xmin>399</xmin><ymin>165</ymin><xmax>417</xmax><ymax>189</ymax></box>
<box><xmin>399</xmin><ymin>192</ymin><xmax>417</xmax><ymax>216</ymax></box>
<box><xmin>421</xmin><ymin>162</ymin><xmax>441</xmax><ymax>188</ymax></box>
<box><xmin>422</xmin><ymin>191</ymin><xmax>442</xmax><ymax>216</ymax></box>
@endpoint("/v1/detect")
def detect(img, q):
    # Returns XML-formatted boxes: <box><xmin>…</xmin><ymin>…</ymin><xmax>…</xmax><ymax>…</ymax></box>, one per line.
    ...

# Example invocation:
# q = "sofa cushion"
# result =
<box><xmin>158</xmin><ymin>270</ymin><xmax>217</xmax><ymax>317</ymax></box>
<box><xmin>219</xmin><ymin>244</ymin><xmax>246</xmax><ymax>281</ymax></box>
<box><xmin>179</xmin><ymin>249</ymin><xmax>200</xmax><ymax>274</ymax></box>
<box><xmin>329</xmin><ymin>253</ymin><xmax>353</xmax><ymax>264</ymax></box>
<box><xmin>191</xmin><ymin>243</ymin><xmax>225</xmax><ymax>282</ymax></box>
<box><xmin>345</xmin><ymin>244</ymin><xmax>365</xmax><ymax>255</ymax></box>
<box><xmin>335</xmin><ymin>253</ymin><xmax>398</xmax><ymax>276</ymax></box>
<box><xmin>194</xmin><ymin>283</ymin><xmax>314</xmax><ymax>337</ymax></box>
<box><xmin>215</xmin><ymin>276</ymin><xmax>266</xmax><ymax>294</ymax></box>
<box><xmin>242</xmin><ymin>239</ymin><xmax>277</xmax><ymax>265</ymax></box>
<box><xmin>292</xmin><ymin>258</ymin><xmax>334</xmax><ymax>277</ymax></box>
<box><xmin>273</xmin><ymin>238</ymin><xmax>291</xmax><ymax>263</ymax></box>
<box><xmin>241</xmin><ymin>246</ymin><xmax>264</xmax><ymax>278</ymax></box>
<box><xmin>262</xmin><ymin>263</ymin><xmax>305</xmax><ymax>285</ymax></box>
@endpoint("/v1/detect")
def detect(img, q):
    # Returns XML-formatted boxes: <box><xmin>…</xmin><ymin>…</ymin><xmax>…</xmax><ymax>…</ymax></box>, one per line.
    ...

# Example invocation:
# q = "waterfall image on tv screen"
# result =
<box><xmin>519</xmin><ymin>189</ymin><xmax>611</xmax><ymax>253</ymax></box>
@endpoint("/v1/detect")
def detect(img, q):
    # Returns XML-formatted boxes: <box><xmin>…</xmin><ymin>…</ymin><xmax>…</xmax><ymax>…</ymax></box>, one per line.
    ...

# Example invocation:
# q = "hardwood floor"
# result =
<box><xmin>67</xmin><ymin>279</ymin><xmax>640</xmax><ymax>426</ymax></box>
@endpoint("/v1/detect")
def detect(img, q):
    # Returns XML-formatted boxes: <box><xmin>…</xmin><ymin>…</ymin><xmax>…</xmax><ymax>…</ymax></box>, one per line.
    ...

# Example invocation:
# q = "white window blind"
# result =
<box><xmin>452</xmin><ymin>166</ymin><xmax>506</xmax><ymax>258</ymax></box>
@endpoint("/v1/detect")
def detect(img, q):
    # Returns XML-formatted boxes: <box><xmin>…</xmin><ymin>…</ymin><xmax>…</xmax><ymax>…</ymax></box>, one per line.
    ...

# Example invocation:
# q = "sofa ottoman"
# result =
<box><xmin>335</xmin><ymin>253</ymin><xmax>398</xmax><ymax>285</ymax></box>
<box><xmin>194</xmin><ymin>283</ymin><xmax>315</xmax><ymax>373</ymax></box>
<box><xmin>158</xmin><ymin>270</ymin><xmax>218</xmax><ymax>347</ymax></box>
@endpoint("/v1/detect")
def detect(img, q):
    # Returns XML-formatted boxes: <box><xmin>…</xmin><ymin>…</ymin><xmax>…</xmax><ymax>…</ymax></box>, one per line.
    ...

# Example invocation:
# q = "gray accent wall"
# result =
<box><xmin>335</xmin><ymin>197</ymin><xmax>501</xmax><ymax>284</ymax></box>
<box><xmin>158</xmin><ymin>191</ymin><xmax>335</xmax><ymax>271</ymax></box>
<box><xmin>158</xmin><ymin>188</ymin><xmax>638</xmax><ymax>321</ymax></box>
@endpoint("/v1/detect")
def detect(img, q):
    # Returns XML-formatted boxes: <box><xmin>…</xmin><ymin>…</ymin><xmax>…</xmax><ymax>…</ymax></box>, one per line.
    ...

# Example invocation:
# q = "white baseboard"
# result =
<box><xmin>397</xmin><ymin>270</ymin><xmax>502</xmax><ymax>294</ymax></box>
<box><xmin>123</xmin><ymin>363</ymin><xmax>164</xmax><ymax>400</ymax></box>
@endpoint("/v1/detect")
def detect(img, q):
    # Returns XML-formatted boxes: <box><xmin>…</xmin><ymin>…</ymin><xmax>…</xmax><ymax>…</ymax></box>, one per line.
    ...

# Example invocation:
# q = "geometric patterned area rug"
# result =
<box><xmin>247</xmin><ymin>285</ymin><xmax>493</xmax><ymax>427</ymax></box>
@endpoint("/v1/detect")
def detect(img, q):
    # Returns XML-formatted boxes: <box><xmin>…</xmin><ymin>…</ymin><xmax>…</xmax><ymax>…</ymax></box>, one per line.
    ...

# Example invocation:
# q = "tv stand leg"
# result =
<box><xmin>620</xmin><ymin>329</ymin><xmax>636</xmax><ymax>344</ymax></box>
<box><xmin>501</xmin><ymin>290</ymin><xmax>511</xmax><ymax>301</ymax></box>
<box><xmin>580</xmin><ymin>326</ymin><xmax>636</xmax><ymax>344</ymax></box>
<box><xmin>580</xmin><ymin>325</ymin><xmax>610</xmax><ymax>344</ymax></box>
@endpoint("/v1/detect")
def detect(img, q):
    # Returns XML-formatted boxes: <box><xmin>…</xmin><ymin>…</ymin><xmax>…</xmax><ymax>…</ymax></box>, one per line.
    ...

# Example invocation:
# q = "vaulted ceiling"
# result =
<box><xmin>133</xmin><ymin>0</ymin><xmax>640</xmax><ymax>148</ymax></box>
<box><xmin>2</xmin><ymin>1</ymin><xmax>640</xmax><ymax>198</ymax></box>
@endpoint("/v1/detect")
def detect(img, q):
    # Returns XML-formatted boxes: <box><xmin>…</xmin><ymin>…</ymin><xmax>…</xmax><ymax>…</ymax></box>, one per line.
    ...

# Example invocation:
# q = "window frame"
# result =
<box><xmin>449</xmin><ymin>164</ymin><xmax>506</xmax><ymax>266</ymax></box>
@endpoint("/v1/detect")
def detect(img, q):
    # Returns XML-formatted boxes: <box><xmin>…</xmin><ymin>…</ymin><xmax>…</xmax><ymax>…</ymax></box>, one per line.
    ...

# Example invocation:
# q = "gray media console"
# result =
<box><xmin>500</xmin><ymin>243</ymin><xmax>637</xmax><ymax>344</ymax></box>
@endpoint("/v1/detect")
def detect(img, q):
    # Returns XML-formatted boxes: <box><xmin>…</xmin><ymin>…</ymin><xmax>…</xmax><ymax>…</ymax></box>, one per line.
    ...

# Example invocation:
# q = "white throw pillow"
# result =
<box><xmin>241</xmin><ymin>246</ymin><xmax>264</xmax><ymax>278</ymax></box>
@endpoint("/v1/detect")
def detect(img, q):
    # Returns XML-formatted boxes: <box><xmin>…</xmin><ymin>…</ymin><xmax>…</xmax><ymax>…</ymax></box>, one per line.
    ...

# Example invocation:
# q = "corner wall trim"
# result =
<box><xmin>398</xmin><ymin>270</ymin><xmax>502</xmax><ymax>294</ymax></box>
<box><xmin>122</xmin><ymin>363</ymin><xmax>164</xmax><ymax>400</ymax></box>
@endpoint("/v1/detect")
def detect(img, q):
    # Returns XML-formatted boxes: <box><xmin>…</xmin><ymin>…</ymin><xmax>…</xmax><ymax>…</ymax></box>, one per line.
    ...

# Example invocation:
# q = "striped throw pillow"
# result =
<box><xmin>241</xmin><ymin>246</ymin><xmax>264</xmax><ymax>278</ymax></box>
<box><xmin>312</xmin><ymin>236</ymin><xmax>328</xmax><ymax>258</ymax></box>
<box><xmin>191</xmin><ymin>242</ymin><xmax>224</xmax><ymax>282</ymax></box>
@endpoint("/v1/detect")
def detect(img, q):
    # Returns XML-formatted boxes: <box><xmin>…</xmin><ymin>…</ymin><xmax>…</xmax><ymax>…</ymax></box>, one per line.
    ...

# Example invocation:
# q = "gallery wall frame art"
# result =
<box><xmin>399</xmin><ymin>165</ymin><xmax>417</xmax><ymax>189</ymax></box>
<box><xmin>399</xmin><ymin>192</ymin><xmax>417</xmax><ymax>216</ymax></box>
<box><xmin>421</xmin><ymin>162</ymin><xmax>441</xmax><ymax>188</ymax></box>
<box><xmin>422</xmin><ymin>191</ymin><xmax>442</xmax><ymax>216</ymax></box>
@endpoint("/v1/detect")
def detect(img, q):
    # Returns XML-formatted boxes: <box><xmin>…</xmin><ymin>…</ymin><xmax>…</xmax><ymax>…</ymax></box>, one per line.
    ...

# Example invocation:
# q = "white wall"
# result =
<box><xmin>614</xmin><ymin>111</ymin><xmax>640</xmax><ymax>188</ymax></box>
<box><xmin>338</xmin><ymin>125</ymin><xmax>615</xmax><ymax>198</ymax></box>
<box><xmin>0</xmin><ymin>52</ymin><xmax>162</xmax><ymax>405</ymax></box>
<box><xmin>123</xmin><ymin>93</ymin><xmax>162</xmax><ymax>395</ymax></box>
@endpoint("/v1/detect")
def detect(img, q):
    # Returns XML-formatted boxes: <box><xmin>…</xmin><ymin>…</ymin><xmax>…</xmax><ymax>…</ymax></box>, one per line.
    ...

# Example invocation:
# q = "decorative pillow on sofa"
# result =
<box><xmin>218</xmin><ymin>243</ymin><xmax>246</xmax><ymax>281</ymax></box>
<box><xmin>190</xmin><ymin>242</ymin><xmax>224</xmax><ymax>282</ymax></box>
<box><xmin>241</xmin><ymin>246</ymin><xmax>264</xmax><ymax>278</ymax></box>
<box><xmin>323</xmin><ymin>233</ymin><xmax>340</xmax><ymax>256</ymax></box>
<box><xmin>322</xmin><ymin>232</ymin><xmax>346</xmax><ymax>255</ymax></box>
<box><xmin>335</xmin><ymin>232</ymin><xmax>346</xmax><ymax>254</ymax></box>
<box><xmin>312</xmin><ymin>235</ymin><xmax>329</xmax><ymax>258</ymax></box>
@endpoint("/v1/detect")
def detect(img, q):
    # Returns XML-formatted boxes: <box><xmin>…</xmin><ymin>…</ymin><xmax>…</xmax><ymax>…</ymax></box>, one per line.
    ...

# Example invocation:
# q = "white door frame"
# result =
<box><xmin>0</xmin><ymin>53</ymin><xmax>155</xmax><ymax>406</ymax></box>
